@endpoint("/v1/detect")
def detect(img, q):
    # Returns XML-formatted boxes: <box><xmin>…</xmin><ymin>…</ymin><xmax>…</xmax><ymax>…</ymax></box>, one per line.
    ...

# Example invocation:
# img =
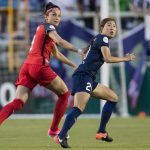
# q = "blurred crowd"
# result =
<box><xmin>29</xmin><ymin>0</ymin><xmax>150</xmax><ymax>13</ymax></box>
<box><xmin>30</xmin><ymin>0</ymin><xmax>100</xmax><ymax>29</ymax></box>
<box><xmin>130</xmin><ymin>0</ymin><xmax>150</xmax><ymax>13</ymax></box>
<box><xmin>29</xmin><ymin>0</ymin><xmax>100</xmax><ymax>13</ymax></box>
<box><xmin>1</xmin><ymin>0</ymin><xmax>150</xmax><ymax>33</ymax></box>
<box><xmin>0</xmin><ymin>0</ymin><xmax>150</xmax><ymax>47</ymax></box>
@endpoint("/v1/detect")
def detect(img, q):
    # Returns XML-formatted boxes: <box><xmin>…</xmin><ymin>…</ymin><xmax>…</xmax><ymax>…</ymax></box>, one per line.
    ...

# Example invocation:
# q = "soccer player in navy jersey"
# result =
<box><xmin>54</xmin><ymin>17</ymin><xmax>136</xmax><ymax>148</ymax></box>
<box><xmin>0</xmin><ymin>2</ymin><xmax>82</xmax><ymax>137</ymax></box>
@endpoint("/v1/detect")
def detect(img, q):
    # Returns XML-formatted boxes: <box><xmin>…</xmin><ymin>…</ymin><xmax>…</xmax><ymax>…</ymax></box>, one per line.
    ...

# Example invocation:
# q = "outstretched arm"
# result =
<box><xmin>49</xmin><ymin>30</ymin><xmax>82</xmax><ymax>54</ymax></box>
<box><xmin>52</xmin><ymin>45</ymin><xmax>77</xmax><ymax>69</ymax></box>
<box><xmin>101</xmin><ymin>46</ymin><xmax>135</xmax><ymax>63</ymax></box>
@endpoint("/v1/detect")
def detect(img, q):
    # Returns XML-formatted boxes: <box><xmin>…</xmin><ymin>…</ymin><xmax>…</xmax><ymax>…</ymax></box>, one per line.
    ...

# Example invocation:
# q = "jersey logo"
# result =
<box><xmin>103</xmin><ymin>37</ymin><xmax>108</xmax><ymax>43</ymax></box>
<box><xmin>49</xmin><ymin>25</ymin><xmax>55</xmax><ymax>30</ymax></box>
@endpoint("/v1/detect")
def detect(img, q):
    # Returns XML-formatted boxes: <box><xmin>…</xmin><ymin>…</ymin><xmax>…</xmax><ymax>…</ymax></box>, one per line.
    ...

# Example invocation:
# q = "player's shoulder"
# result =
<box><xmin>96</xmin><ymin>34</ymin><xmax>109</xmax><ymax>44</ymax></box>
<box><xmin>97</xmin><ymin>34</ymin><xmax>109</xmax><ymax>41</ymax></box>
<box><xmin>36</xmin><ymin>23</ymin><xmax>56</xmax><ymax>34</ymax></box>
<box><xmin>43</xmin><ymin>23</ymin><xmax>56</xmax><ymax>33</ymax></box>
<box><xmin>36</xmin><ymin>23</ymin><xmax>45</xmax><ymax>32</ymax></box>
<box><xmin>44</xmin><ymin>23</ymin><xmax>56</xmax><ymax>29</ymax></box>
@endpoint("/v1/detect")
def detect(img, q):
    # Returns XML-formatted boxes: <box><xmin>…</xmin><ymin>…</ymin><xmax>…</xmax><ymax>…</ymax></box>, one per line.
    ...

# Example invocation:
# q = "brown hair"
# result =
<box><xmin>43</xmin><ymin>2</ymin><xmax>60</xmax><ymax>15</ymax></box>
<box><xmin>100</xmin><ymin>18</ymin><xmax>116</xmax><ymax>32</ymax></box>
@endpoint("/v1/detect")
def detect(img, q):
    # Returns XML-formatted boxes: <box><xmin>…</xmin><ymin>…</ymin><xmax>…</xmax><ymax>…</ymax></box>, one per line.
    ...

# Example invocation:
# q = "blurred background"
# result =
<box><xmin>0</xmin><ymin>0</ymin><xmax>150</xmax><ymax>117</ymax></box>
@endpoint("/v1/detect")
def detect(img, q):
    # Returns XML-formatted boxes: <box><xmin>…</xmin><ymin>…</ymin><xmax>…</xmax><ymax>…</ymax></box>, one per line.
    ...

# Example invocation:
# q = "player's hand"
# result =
<box><xmin>126</xmin><ymin>53</ymin><xmax>136</xmax><ymax>61</ymax></box>
<box><xmin>78</xmin><ymin>49</ymin><xmax>85</xmax><ymax>60</ymax></box>
<box><xmin>80</xmin><ymin>51</ymin><xmax>86</xmax><ymax>60</ymax></box>
<box><xmin>72</xmin><ymin>63</ymin><xmax>77</xmax><ymax>70</ymax></box>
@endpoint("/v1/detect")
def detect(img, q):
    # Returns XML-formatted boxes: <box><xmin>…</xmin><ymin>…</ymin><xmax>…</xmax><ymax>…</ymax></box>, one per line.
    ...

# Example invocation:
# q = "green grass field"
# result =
<box><xmin>0</xmin><ymin>117</ymin><xmax>150</xmax><ymax>150</ymax></box>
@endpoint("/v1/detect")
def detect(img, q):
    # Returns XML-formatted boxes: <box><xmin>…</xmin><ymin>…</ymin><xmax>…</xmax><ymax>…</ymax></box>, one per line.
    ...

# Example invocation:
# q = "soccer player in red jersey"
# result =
<box><xmin>0</xmin><ymin>2</ymin><xmax>82</xmax><ymax>137</ymax></box>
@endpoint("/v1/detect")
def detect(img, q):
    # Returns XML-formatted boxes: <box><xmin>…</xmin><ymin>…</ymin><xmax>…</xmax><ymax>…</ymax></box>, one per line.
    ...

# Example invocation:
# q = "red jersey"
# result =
<box><xmin>25</xmin><ymin>23</ymin><xmax>56</xmax><ymax>65</ymax></box>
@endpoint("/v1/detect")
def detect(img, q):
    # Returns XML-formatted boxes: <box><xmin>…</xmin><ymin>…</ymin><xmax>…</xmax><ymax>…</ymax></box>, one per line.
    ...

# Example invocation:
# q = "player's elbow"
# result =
<box><xmin>104</xmin><ymin>58</ymin><xmax>111</xmax><ymax>63</ymax></box>
<box><xmin>53</xmin><ymin>52</ymin><xmax>59</xmax><ymax>59</ymax></box>
<box><xmin>56</xmin><ymin>38</ymin><xmax>65</xmax><ymax>46</ymax></box>
<box><xmin>55</xmin><ymin>52</ymin><xmax>62</xmax><ymax>60</ymax></box>
<box><xmin>52</xmin><ymin>49</ymin><xmax>59</xmax><ymax>58</ymax></box>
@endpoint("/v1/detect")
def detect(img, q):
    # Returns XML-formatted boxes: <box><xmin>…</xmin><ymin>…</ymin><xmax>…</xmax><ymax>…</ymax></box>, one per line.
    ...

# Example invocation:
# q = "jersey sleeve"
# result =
<box><xmin>96</xmin><ymin>35</ymin><xmax>109</xmax><ymax>48</ymax></box>
<box><xmin>44</xmin><ymin>23</ymin><xmax>56</xmax><ymax>34</ymax></box>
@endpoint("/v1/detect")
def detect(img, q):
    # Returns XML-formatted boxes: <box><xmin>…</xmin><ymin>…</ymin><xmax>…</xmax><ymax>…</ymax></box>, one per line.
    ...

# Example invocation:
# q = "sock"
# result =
<box><xmin>97</xmin><ymin>101</ymin><xmax>117</xmax><ymax>133</ymax></box>
<box><xmin>0</xmin><ymin>99</ymin><xmax>24</xmax><ymax>125</ymax></box>
<box><xmin>59</xmin><ymin>107</ymin><xmax>82</xmax><ymax>139</ymax></box>
<box><xmin>50</xmin><ymin>91</ymin><xmax>70</xmax><ymax>131</ymax></box>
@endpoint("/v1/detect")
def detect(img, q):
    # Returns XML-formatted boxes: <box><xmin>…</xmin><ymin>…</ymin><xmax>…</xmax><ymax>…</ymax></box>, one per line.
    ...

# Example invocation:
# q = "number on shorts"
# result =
<box><xmin>86</xmin><ymin>82</ymin><xmax>92</xmax><ymax>92</ymax></box>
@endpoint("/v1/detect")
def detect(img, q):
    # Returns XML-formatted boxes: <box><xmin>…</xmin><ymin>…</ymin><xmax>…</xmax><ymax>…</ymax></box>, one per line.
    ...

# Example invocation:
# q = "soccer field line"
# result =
<box><xmin>10</xmin><ymin>114</ymin><xmax>100</xmax><ymax>119</ymax></box>
<box><xmin>10</xmin><ymin>113</ymin><xmax>120</xmax><ymax>119</ymax></box>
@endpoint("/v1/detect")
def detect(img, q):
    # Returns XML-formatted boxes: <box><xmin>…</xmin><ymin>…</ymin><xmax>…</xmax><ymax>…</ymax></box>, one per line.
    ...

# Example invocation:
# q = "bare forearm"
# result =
<box><xmin>101</xmin><ymin>46</ymin><xmax>135</xmax><ymax>64</ymax></box>
<box><xmin>48</xmin><ymin>31</ymin><xmax>78</xmax><ymax>53</ymax></box>
<box><xmin>105</xmin><ymin>56</ymin><xmax>129</xmax><ymax>63</ymax></box>
<box><xmin>55</xmin><ymin>52</ymin><xmax>76</xmax><ymax>67</ymax></box>
<box><xmin>59</xmin><ymin>39</ymin><xmax>78</xmax><ymax>53</ymax></box>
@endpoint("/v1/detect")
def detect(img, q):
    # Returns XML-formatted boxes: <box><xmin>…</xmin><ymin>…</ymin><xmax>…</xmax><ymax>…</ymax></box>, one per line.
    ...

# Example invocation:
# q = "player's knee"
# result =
<box><xmin>62</xmin><ymin>91</ymin><xmax>70</xmax><ymax>99</ymax></box>
<box><xmin>73</xmin><ymin>104</ymin><xmax>85</xmax><ymax>112</ymax></box>
<box><xmin>112</xmin><ymin>93</ymin><xmax>118</xmax><ymax>102</ymax></box>
<box><xmin>59</xmin><ymin>91</ymin><xmax>70</xmax><ymax>102</ymax></box>
<box><xmin>58</xmin><ymin>86</ymin><xmax>70</xmax><ymax>95</ymax></box>
<box><xmin>13</xmin><ymin>99</ymin><xmax>24</xmax><ymax>111</ymax></box>
<box><xmin>109</xmin><ymin>92</ymin><xmax>118</xmax><ymax>102</ymax></box>
<box><xmin>78</xmin><ymin>106</ymin><xmax>85</xmax><ymax>112</ymax></box>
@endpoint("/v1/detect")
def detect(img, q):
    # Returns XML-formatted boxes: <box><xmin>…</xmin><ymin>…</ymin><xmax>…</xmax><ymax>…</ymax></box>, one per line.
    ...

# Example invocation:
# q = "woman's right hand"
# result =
<box><xmin>126</xmin><ymin>53</ymin><xmax>136</xmax><ymax>61</ymax></box>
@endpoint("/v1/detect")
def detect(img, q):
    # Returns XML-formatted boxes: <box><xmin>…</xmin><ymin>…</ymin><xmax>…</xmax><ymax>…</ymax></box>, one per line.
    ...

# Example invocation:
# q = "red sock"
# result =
<box><xmin>0</xmin><ymin>98</ymin><xmax>24</xmax><ymax>125</ymax></box>
<box><xmin>50</xmin><ymin>91</ymin><xmax>70</xmax><ymax>131</ymax></box>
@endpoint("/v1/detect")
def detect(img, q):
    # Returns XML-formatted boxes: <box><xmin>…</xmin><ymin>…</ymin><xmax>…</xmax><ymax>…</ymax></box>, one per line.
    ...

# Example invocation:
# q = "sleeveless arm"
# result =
<box><xmin>52</xmin><ymin>44</ymin><xmax>77</xmax><ymax>68</ymax></box>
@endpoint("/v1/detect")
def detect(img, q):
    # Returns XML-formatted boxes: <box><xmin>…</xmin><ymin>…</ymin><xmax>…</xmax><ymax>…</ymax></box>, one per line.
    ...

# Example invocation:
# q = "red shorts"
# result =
<box><xmin>16</xmin><ymin>63</ymin><xmax>57</xmax><ymax>90</ymax></box>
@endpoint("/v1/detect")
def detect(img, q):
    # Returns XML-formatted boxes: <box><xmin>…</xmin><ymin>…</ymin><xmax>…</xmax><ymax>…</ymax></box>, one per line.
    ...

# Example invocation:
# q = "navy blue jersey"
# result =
<box><xmin>74</xmin><ymin>34</ymin><xmax>109</xmax><ymax>79</ymax></box>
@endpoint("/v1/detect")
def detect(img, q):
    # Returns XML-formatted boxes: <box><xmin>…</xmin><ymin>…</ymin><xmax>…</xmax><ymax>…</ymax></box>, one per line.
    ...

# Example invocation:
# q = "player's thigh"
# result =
<box><xmin>74</xmin><ymin>92</ymin><xmax>90</xmax><ymax>112</ymax></box>
<box><xmin>72</xmin><ymin>73</ymin><xmax>93</xmax><ymax>95</ymax></box>
<box><xmin>45</xmin><ymin>76</ymin><xmax>68</xmax><ymax>95</ymax></box>
<box><xmin>91</xmin><ymin>84</ymin><xmax>118</xmax><ymax>102</ymax></box>
<box><xmin>15</xmin><ymin>85</ymin><xmax>31</xmax><ymax>103</ymax></box>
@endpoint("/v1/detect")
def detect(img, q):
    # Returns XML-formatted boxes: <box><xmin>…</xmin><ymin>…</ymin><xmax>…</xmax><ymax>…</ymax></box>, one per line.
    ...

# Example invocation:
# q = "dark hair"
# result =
<box><xmin>43</xmin><ymin>2</ymin><xmax>60</xmax><ymax>14</ymax></box>
<box><xmin>100</xmin><ymin>18</ymin><xmax>116</xmax><ymax>32</ymax></box>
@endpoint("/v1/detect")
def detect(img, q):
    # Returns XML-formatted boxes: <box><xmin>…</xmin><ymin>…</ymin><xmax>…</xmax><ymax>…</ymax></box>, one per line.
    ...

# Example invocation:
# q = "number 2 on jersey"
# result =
<box><xmin>86</xmin><ymin>82</ymin><xmax>92</xmax><ymax>92</ymax></box>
